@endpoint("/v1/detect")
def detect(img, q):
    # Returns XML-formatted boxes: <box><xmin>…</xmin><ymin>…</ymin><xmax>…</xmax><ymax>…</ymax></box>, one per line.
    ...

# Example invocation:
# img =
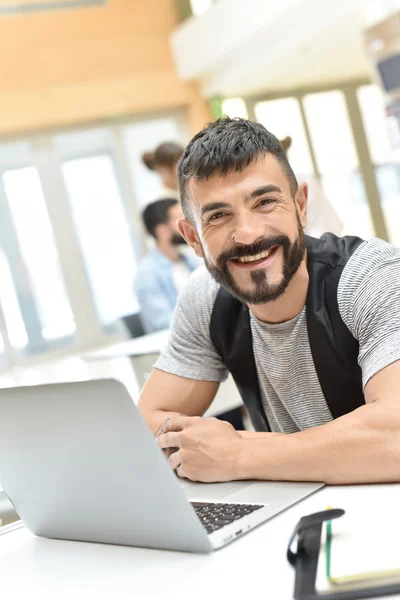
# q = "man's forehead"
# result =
<box><xmin>187</xmin><ymin>154</ymin><xmax>289</xmax><ymax>206</ymax></box>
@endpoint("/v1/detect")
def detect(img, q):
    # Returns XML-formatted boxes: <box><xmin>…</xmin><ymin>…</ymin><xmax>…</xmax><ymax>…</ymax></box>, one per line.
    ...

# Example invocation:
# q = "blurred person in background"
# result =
<box><xmin>280</xmin><ymin>136</ymin><xmax>343</xmax><ymax>238</ymax></box>
<box><xmin>137</xmin><ymin>197</ymin><xmax>246</xmax><ymax>431</ymax></box>
<box><xmin>135</xmin><ymin>198</ymin><xmax>200</xmax><ymax>334</ymax></box>
<box><xmin>142</xmin><ymin>142</ymin><xmax>184</xmax><ymax>199</ymax></box>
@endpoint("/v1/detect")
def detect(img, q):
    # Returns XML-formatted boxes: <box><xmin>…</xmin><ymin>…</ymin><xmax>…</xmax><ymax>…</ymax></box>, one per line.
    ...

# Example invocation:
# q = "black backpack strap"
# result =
<box><xmin>305</xmin><ymin>235</ymin><xmax>365</xmax><ymax>419</ymax></box>
<box><xmin>210</xmin><ymin>287</ymin><xmax>270</xmax><ymax>431</ymax></box>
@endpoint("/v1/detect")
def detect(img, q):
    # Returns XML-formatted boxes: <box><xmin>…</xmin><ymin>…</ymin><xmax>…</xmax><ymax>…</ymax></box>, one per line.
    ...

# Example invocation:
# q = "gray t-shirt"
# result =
<box><xmin>155</xmin><ymin>239</ymin><xmax>400</xmax><ymax>433</ymax></box>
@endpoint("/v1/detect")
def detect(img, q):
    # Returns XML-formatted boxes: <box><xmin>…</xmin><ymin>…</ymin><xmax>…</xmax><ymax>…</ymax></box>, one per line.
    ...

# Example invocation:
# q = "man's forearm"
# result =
<box><xmin>143</xmin><ymin>409</ymin><xmax>183</xmax><ymax>436</ymax></box>
<box><xmin>239</xmin><ymin>430</ymin><xmax>278</xmax><ymax>439</ymax></box>
<box><xmin>236</xmin><ymin>402</ymin><xmax>400</xmax><ymax>484</ymax></box>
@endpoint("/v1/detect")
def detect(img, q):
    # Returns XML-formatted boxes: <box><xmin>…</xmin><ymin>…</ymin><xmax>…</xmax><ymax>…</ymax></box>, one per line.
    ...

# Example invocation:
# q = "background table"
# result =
<box><xmin>84</xmin><ymin>329</ymin><xmax>244</xmax><ymax>418</ymax></box>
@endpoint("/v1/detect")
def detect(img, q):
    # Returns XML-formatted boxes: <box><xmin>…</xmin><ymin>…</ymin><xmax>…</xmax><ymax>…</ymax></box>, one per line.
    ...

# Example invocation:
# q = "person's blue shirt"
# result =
<box><xmin>135</xmin><ymin>248</ymin><xmax>200</xmax><ymax>333</ymax></box>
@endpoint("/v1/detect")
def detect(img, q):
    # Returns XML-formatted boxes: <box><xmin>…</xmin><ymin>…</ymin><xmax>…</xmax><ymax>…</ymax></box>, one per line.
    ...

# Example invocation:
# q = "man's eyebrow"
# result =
<box><xmin>200</xmin><ymin>201</ymin><xmax>230</xmax><ymax>217</ymax></box>
<box><xmin>248</xmin><ymin>184</ymin><xmax>283</xmax><ymax>200</ymax></box>
<box><xmin>200</xmin><ymin>185</ymin><xmax>283</xmax><ymax>217</ymax></box>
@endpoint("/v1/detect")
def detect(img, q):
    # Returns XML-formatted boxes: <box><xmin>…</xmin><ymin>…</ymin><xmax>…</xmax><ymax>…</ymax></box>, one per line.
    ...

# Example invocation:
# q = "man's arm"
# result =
<box><xmin>157</xmin><ymin>361</ymin><xmax>400</xmax><ymax>483</ymax></box>
<box><xmin>247</xmin><ymin>240</ymin><xmax>400</xmax><ymax>484</ymax></box>
<box><xmin>138</xmin><ymin>368</ymin><xmax>220</xmax><ymax>436</ymax></box>
<box><xmin>236</xmin><ymin>360</ymin><xmax>400</xmax><ymax>484</ymax></box>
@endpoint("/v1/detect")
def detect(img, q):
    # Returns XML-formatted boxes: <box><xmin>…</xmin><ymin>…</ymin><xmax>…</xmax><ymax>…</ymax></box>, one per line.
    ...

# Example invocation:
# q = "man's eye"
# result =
<box><xmin>257</xmin><ymin>198</ymin><xmax>275</xmax><ymax>207</ymax></box>
<box><xmin>209</xmin><ymin>212</ymin><xmax>227</xmax><ymax>221</ymax></box>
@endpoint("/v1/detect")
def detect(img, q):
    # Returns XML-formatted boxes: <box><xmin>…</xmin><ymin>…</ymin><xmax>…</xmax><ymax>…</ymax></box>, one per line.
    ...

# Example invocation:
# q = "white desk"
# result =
<box><xmin>84</xmin><ymin>330</ymin><xmax>244</xmax><ymax>418</ymax></box>
<box><xmin>85</xmin><ymin>330</ymin><xmax>171</xmax><ymax>361</ymax></box>
<box><xmin>0</xmin><ymin>484</ymin><xmax>398</xmax><ymax>600</ymax></box>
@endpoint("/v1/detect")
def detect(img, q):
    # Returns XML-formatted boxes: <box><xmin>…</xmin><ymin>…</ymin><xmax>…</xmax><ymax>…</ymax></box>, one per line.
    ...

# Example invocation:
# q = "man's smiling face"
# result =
<box><xmin>180</xmin><ymin>153</ymin><xmax>308</xmax><ymax>305</ymax></box>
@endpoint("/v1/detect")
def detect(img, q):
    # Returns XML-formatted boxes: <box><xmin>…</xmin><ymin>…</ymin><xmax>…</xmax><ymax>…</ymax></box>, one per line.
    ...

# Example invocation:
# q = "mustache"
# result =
<box><xmin>217</xmin><ymin>235</ymin><xmax>289</xmax><ymax>268</ymax></box>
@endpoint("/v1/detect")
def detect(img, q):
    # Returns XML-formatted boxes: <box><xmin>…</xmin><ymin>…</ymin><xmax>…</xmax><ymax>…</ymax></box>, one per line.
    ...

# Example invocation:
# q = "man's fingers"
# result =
<box><xmin>176</xmin><ymin>464</ymin><xmax>186</xmax><ymax>479</ymax></box>
<box><xmin>164</xmin><ymin>446</ymin><xmax>178</xmax><ymax>459</ymax></box>
<box><xmin>162</xmin><ymin>415</ymin><xmax>190</xmax><ymax>433</ymax></box>
<box><xmin>157</xmin><ymin>431</ymin><xmax>181</xmax><ymax>449</ymax></box>
<box><xmin>168</xmin><ymin>449</ymin><xmax>181</xmax><ymax>471</ymax></box>
<box><xmin>154</xmin><ymin>417</ymin><xmax>172</xmax><ymax>438</ymax></box>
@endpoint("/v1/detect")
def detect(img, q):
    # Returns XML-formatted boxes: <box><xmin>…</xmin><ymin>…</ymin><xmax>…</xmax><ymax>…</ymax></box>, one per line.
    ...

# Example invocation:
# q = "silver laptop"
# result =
<box><xmin>0</xmin><ymin>379</ymin><xmax>323</xmax><ymax>553</ymax></box>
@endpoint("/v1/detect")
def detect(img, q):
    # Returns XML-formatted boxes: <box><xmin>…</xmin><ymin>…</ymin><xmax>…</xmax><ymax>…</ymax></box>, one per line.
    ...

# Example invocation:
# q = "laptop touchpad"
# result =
<box><xmin>184</xmin><ymin>480</ymin><xmax>321</xmax><ymax>505</ymax></box>
<box><xmin>184</xmin><ymin>480</ymin><xmax>270</xmax><ymax>503</ymax></box>
<box><xmin>184</xmin><ymin>481</ymin><xmax>255</xmax><ymax>501</ymax></box>
<box><xmin>226</xmin><ymin>481</ymin><xmax>323</xmax><ymax>505</ymax></box>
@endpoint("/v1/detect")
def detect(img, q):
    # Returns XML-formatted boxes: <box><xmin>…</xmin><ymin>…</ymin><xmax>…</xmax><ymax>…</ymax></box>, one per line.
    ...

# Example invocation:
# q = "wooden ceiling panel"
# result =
<box><xmin>0</xmin><ymin>0</ymin><xmax>104</xmax><ymax>9</ymax></box>
<box><xmin>0</xmin><ymin>0</ymin><xmax>193</xmax><ymax>134</ymax></box>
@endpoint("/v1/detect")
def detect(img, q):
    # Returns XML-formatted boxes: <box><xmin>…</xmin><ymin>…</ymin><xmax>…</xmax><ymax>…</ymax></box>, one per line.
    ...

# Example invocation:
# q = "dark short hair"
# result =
<box><xmin>142</xmin><ymin>198</ymin><xmax>178</xmax><ymax>238</ymax></box>
<box><xmin>142</xmin><ymin>142</ymin><xmax>184</xmax><ymax>171</ymax></box>
<box><xmin>178</xmin><ymin>117</ymin><xmax>298</xmax><ymax>219</ymax></box>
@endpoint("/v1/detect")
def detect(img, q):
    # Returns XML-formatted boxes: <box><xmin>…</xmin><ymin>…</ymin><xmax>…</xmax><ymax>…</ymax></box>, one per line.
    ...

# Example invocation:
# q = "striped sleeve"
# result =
<box><xmin>338</xmin><ymin>239</ymin><xmax>400</xmax><ymax>387</ymax></box>
<box><xmin>154</xmin><ymin>267</ymin><xmax>229</xmax><ymax>382</ymax></box>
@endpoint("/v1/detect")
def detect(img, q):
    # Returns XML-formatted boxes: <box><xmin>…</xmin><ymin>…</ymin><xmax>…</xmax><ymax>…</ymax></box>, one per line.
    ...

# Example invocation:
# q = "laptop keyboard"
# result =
<box><xmin>191</xmin><ymin>501</ymin><xmax>264</xmax><ymax>535</ymax></box>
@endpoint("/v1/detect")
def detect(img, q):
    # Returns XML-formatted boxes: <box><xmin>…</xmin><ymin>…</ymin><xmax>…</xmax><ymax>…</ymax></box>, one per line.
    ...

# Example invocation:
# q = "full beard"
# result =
<box><xmin>203</xmin><ymin>223</ymin><xmax>306</xmax><ymax>305</ymax></box>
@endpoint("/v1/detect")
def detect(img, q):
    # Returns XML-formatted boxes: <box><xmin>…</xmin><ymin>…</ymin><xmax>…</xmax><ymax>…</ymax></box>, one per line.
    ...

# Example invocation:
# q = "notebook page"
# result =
<box><xmin>316</xmin><ymin>498</ymin><xmax>400</xmax><ymax>593</ymax></box>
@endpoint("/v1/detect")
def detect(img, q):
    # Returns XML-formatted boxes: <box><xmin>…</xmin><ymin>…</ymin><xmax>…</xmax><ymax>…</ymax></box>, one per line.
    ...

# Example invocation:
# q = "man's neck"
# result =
<box><xmin>248</xmin><ymin>260</ymin><xmax>309</xmax><ymax>324</ymax></box>
<box><xmin>157</xmin><ymin>241</ymin><xmax>180</xmax><ymax>263</ymax></box>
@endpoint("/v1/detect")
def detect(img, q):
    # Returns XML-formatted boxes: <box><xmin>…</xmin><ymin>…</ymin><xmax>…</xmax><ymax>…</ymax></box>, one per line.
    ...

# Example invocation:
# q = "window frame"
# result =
<box><xmin>0</xmin><ymin>109</ymin><xmax>187</xmax><ymax>370</ymax></box>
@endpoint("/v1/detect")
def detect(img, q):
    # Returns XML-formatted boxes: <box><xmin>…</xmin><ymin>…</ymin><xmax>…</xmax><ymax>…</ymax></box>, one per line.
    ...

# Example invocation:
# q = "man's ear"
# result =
<box><xmin>178</xmin><ymin>218</ymin><xmax>203</xmax><ymax>257</ymax></box>
<box><xmin>295</xmin><ymin>182</ymin><xmax>308</xmax><ymax>229</ymax></box>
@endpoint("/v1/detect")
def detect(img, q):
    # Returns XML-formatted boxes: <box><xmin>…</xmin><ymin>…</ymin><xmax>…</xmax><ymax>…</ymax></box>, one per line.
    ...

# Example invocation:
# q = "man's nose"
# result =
<box><xmin>232</xmin><ymin>212</ymin><xmax>266</xmax><ymax>246</ymax></box>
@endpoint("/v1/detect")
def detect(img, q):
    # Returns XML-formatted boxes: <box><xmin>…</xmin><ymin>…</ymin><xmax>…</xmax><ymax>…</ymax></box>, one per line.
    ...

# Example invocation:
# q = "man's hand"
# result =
<box><xmin>156</xmin><ymin>416</ymin><xmax>243</xmax><ymax>482</ymax></box>
<box><xmin>154</xmin><ymin>417</ymin><xmax>180</xmax><ymax>459</ymax></box>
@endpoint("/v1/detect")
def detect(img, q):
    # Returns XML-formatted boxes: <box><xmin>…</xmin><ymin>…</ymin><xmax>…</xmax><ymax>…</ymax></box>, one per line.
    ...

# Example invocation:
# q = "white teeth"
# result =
<box><xmin>238</xmin><ymin>249</ymin><xmax>272</xmax><ymax>263</ymax></box>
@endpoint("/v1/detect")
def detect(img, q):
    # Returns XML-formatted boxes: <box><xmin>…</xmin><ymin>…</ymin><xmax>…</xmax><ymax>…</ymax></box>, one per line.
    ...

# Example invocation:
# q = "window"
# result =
<box><xmin>0</xmin><ymin>250</ymin><xmax>27</xmax><ymax>350</ymax></box>
<box><xmin>190</xmin><ymin>0</ymin><xmax>213</xmax><ymax>17</ymax></box>
<box><xmin>303</xmin><ymin>90</ymin><xmax>375</xmax><ymax>239</ymax></box>
<box><xmin>358</xmin><ymin>84</ymin><xmax>400</xmax><ymax>243</ymax></box>
<box><xmin>358</xmin><ymin>84</ymin><xmax>393</xmax><ymax>165</ymax></box>
<box><xmin>3</xmin><ymin>167</ymin><xmax>75</xmax><ymax>342</ymax></box>
<box><xmin>304</xmin><ymin>91</ymin><xmax>358</xmax><ymax>173</ymax></box>
<box><xmin>255</xmin><ymin>97</ymin><xmax>314</xmax><ymax>174</ymax></box>
<box><xmin>62</xmin><ymin>154</ymin><xmax>139</xmax><ymax>325</ymax></box>
<box><xmin>222</xmin><ymin>98</ymin><xmax>248</xmax><ymax>119</ymax></box>
<box><xmin>0</xmin><ymin>114</ymin><xmax>185</xmax><ymax>367</ymax></box>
